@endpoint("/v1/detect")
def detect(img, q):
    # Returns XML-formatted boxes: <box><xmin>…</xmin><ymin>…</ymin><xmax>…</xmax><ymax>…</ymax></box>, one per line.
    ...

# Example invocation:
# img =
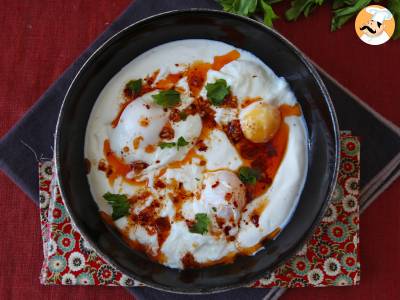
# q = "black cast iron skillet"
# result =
<box><xmin>55</xmin><ymin>9</ymin><xmax>339</xmax><ymax>294</ymax></box>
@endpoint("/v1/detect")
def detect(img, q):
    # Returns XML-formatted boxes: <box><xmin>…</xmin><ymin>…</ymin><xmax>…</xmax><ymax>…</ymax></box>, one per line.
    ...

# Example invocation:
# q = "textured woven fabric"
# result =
<box><xmin>38</xmin><ymin>133</ymin><xmax>360</xmax><ymax>288</ymax></box>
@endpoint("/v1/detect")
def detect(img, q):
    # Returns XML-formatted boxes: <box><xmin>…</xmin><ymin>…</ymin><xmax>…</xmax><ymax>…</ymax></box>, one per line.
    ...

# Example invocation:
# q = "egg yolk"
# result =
<box><xmin>240</xmin><ymin>102</ymin><xmax>281</xmax><ymax>143</ymax></box>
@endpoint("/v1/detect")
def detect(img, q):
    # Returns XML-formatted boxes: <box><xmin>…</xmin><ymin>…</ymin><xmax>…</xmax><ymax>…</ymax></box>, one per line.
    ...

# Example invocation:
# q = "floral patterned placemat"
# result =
<box><xmin>39</xmin><ymin>131</ymin><xmax>360</xmax><ymax>288</ymax></box>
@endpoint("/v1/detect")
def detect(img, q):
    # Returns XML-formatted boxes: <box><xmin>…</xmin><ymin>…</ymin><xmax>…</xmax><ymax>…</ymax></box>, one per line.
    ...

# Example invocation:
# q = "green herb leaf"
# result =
<box><xmin>159</xmin><ymin>136</ymin><xmax>189</xmax><ymax>150</ymax></box>
<box><xmin>212</xmin><ymin>207</ymin><xmax>217</xmax><ymax>212</ymax></box>
<box><xmin>126</xmin><ymin>79</ymin><xmax>142</xmax><ymax>94</ymax></box>
<box><xmin>388</xmin><ymin>0</ymin><xmax>400</xmax><ymax>39</ymax></box>
<box><xmin>218</xmin><ymin>0</ymin><xmax>257</xmax><ymax>15</ymax></box>
<box><xmin>103</xmin><ymin>192</ymin><xmax>130</xmax><ymax>220</ymax></box>
<box><xmin>159</xmin><ymin>141</ymin><xmax>176</xmax><ymax>149</ymax></box>
<box><xmin>238</xmin><ymin>167</ymin><xmax>261</xmax><ymax>185</ymax></box>
<box><xmin>332</xmin><ymin>0</ymin><xmax>355</xmax><ymax>10</ymax></box>
<box><xmin>218</xmin><ymin>0</ymin><xmax>236</xmax><ymax>12</ymax></box>
<box><xmin>177</xmin><ymin>136</ymin><xmax>189</xmax><ymax>149</ymax></box>
<box><xmin>152</xmin><ymin>90</ymin><xmax>181</xmax><ymax>108</ymax></box>
<box><xmin>206</xmin><ymin>79</ymin><xmax>230</xmax><ymax>106</ymax></box>
<box><xmin>260</xmin><ymin>0</ymin><xmax>279</xmax><ymax>27</ymax></box>
<box><xmin>218</xmin><ymin>0</ymin><xmax>282</xmax><ymax>28</ymax></box>
<box><xmin>331</xmin><ymin>0</ymin><xmax>371</xmax><ymax>31</ymax></box>
<box><xmin>234</xmin><ymin>0</ymin><xmax>258</xmax><ymax>15</ymax></box>
<box><xmin>268</xmin><ymin>0</ymin><xmax>284</xmax><ymax>4</ymax></box>
<box><xmin>285</xmin><ymin>0</ymin><xmax>325</xmax><ymax>21</ymax></box>
<box><xmin>189</xmin><ymin>213</ymin><xmax>211</xmax><ymax>235</ymax></box>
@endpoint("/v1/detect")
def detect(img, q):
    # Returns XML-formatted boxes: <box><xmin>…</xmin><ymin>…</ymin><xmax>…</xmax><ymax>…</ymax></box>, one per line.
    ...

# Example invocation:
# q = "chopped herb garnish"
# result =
<box><xmin>152</xmin><ymin>90</ymin><xmax>181</xmax><ymax>108</ymax></box>
<box><xmin>205</xmin><ymin>79</ymin><xmax>230</xmax><ymax>106</ymax></box>
<box><xmin>159</xmin><ymin>141</ymin><xmax>176</xmax><ymax>149</ymax></box>
<box><xmin>189</xmin><ymin>213</ymin><xmax>211</xmax><ymax>235</ymax></box>
<box><xmin>179</xmin><ymin>111</ymin><xmax>188</xmax><ymax>121</ymax></box>
<box><xmin>212</xmin><ymin>207</ymin><xmax>217</xmax><ymax>212</ymax></box>
<box><xmin>177</xmin><ymin>136</ymin><xmax>189</xmax><ymax>149</ymax></box>
<box><xmin>238</xmin><ymin>166</ymin><xmax>261</xmax><ymax>185</ymax></box>
<box><xmin>103</xmin><ymin>192</ymin><xmax>130</xmax><ymax>220</ymax></box>
<box><xmin>195</xmin><ymin>178</ymin><xmax>200</xmax><ymax>181</ymax></box>
<box><xmin>126</xmin><ymin>79</ymin><xmax>142</xmax><ymax>94</ymax></box>
<box><xmin>158</xmin><ymin>136</ymin><xmax>189</xmax><ymax>150</ymax></box>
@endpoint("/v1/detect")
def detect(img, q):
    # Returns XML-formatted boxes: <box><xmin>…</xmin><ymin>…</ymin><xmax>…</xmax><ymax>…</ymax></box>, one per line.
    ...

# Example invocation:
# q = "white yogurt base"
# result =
<box><xmin>85</xmin><ymin>39</ymin><xmax>308</xmax><ymax>269</ymax></box>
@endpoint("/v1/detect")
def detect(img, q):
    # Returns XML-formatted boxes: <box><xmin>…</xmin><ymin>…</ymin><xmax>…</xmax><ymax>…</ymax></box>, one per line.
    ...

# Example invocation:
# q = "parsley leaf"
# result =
<box><xmin>238</xmin><ymin>167</ymin><xmax>261</xmax><ymax>185</ymax></box>
<box><xmin>234</xmin><ymin>0</ymin><xmax>258</xmax><ymax>15</ymax></box>
<box><xmin>218</xmin><ymin>0</ymin><xmax>280</xmax><ymax>27</ymax></box>
<box><xmin>331</xmin><ymin>0</ymin><xmax>370</xmax><ymax>31</ymax></box>
<box><xmin>177</xmin><ymin>136</ymin><xmax>189</xmax><ymax>149</ymax></box>
<box><xmin>218</xmin><ymin>0</ymin><xmax>397</xmax><ymax>41</ymax></box>
<box><xmin>285</xmin><ymin>0</ymin><xmax>325</xmax><ymax>21</ymax></box>
<box><xmin>189</xmin><ymin>213</ymin><xmax>211</xmax><ymax>235</ymax></box>
<box><xmin>152</xmin><ymin>90</ymin><xmax>181</xmax><ymax>108</ymax></box>
<box><xmin>388</xmin><ymin>0</ymin><xmax>400</xmax><ymax>39</ymax></box>
<box><xmin>103</xmin><ymin>192</ymin><xmax>130</xmax><ymax>220</ymax></box>
<box><xmin>159</xmin><ymin>136</ymin><xmax>189</xmax><ymax>150</ymax></box>
<box><xmin>206</xmin><ymin>79</ymin><xmax>230</xmax><ymax>106</ymax></box>
<box><xmin>260</xmin><ymin>0</ymin><xmax>279</xmax><ymax>27</ymax></box>
<box><xmin>159</xmin><ymin>141</ymin><xmax>176</xmax><ymax>149</ymax></box>
<box><xmin>219</xmin><ymin>0</ymin><xmax>254</xmax><ymax>14</ymax></box>
<box><xmin>126</xmin><ymin>79</ymin><xmax>142</xmax><ymax>94</ymax></box>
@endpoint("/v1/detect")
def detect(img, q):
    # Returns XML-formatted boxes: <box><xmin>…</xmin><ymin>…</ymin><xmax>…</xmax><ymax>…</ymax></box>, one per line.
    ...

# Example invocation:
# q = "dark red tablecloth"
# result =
<box><xmin>0</xmin><ymin>1</ymin><xmax>399</xmax><ymax>299</ymax></box>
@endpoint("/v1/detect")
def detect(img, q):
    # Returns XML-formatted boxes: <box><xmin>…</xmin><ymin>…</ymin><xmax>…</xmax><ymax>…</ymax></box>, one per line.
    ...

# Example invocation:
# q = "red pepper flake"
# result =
<box><xmin>196</xmin><ymin>140</ymin><xmax>208</xmax><ymax>152</ymax></box>
<box><xmin>154</xmin><ymin>179</ymin><xmax>166</xmax><ymax>189</ymax></box>
<box><xmin>251</xmin><ymin>214</ymin><xmax>260</xmax><ymax>227</ymax></box>
<box><xmin>131</xmin><ymin>161</ymin><xmax>149</xmax><ymax>174</ymax></box>
<box><xmin>225</xmin><ymin>192</ymin><xmax>232</xmax><ymax>201</ymax></box>
<box><xmin>98</xmin><ymin>160</ymin><xmax>107</xmax><ymax>172</ymax></box>
<box><xmin>215</xmin><ymin>216</ymin><xmax>225</xmax><ymax>229</ymax></box>
<box><xmin>155</xmin><ymin>217</ymin><xmax>171</xmax><ymax>247</ymax></box>
<box><xmin>223</xmin><ymin>226</ymin><xmax>231</xmax><ymax>236</ymax></box>
<box><xmin>211</xmin><ymin>181</ymin><xmax>220</xmax><ymax>188</ymax></box>
<box><xmin>169</xmin><ymin>109</ymin><xmax>181</xmax><ymax>122</ymax></box>
<box><xmin>224</xmin><ymin>119</ymin><xmax>243</xmax><ymax>144</ymax></box>
<box><xmin>159</xmin><ymin>123</ymin><xmax>175</xmax><ymax>140</ymax></box>
<box><xmin>181</xmin><ymin>252</ymin><xmax>200</xmax><ymax>269</ymax></box>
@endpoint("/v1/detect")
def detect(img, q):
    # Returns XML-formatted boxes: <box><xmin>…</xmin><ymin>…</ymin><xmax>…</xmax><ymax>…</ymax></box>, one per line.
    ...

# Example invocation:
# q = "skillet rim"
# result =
<box><xmin>54</xmin><ymin>8</ymin><xmax>340</xmax><ymax>294</ymax></box>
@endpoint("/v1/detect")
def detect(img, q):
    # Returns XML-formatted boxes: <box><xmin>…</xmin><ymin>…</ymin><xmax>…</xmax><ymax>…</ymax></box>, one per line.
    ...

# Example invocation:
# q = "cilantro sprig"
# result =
<box><xmin>189</xmin><ymin>213</ymin><xmax>211</xmax><ymax>235</ymax></box>
<box><xmin>103</xmin><ymin>192</ymin><xmax>130</xmax><ymax>220</ymax></box>
<box><xmin>159</xmin><ymin>141</ymin><xmax>176</xmax><ymax>149</ymax></box>
<box><xmin>218</xmin><ymin>0</ymin><xmax>400</xmax><ymax>40</ymax></box>
<box><xmin>205</xmin><ymin>79</ymin><xmax>230</xmax><ymax>106</ymax></box>
<box><xmin>177</xmin><ymin>136</ymin><xmax>189</xmax><ymax>149</ymax></box>
<box><xmin>152</xmin><ymin>90</ymin><xmax>181</xmax><ymax>108</ymax></box>
<box><xmin>158</xmin><ymin>136</ymin><xmax>189</xmax><ymax>150</ymax></box>
<box><xmin>238</xmin><ymin>166</ymin><xmax>261</xmax><ymax>185</ymax></box>
<box><xmin>218</xmin><ymin>0</ymin><xmax>279</xmax><ymax>27</ymax></box>
<box><xmin>126</xmin><ymin>79</ymin><xmax>142</xmax><ymax>94</ymax></box>
<box><xmin>388</xmin><ymin>0</ymin><xmax>400</xmax><ymax>39</ymax></box>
